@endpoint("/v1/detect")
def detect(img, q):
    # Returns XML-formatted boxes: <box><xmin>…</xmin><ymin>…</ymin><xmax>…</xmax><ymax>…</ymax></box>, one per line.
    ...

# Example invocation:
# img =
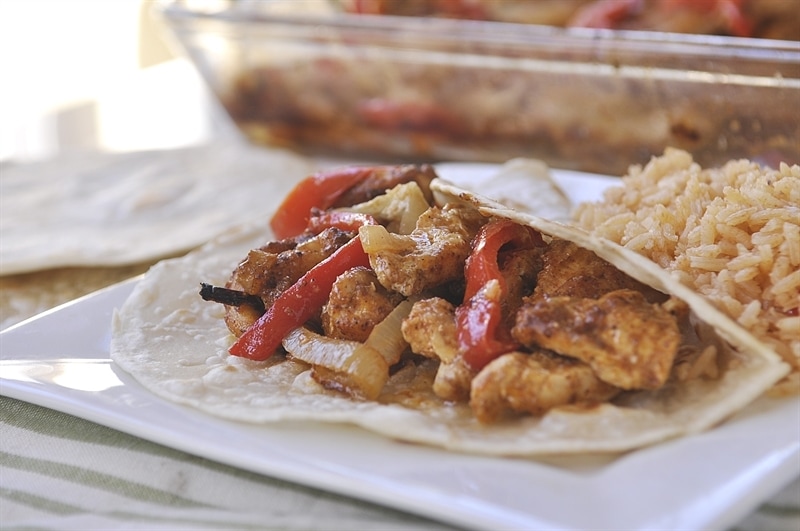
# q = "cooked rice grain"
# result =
<box><xmin>575</xmin><ymin>148</ymin><xmax>800</xmax><ymax>392</ymax></box>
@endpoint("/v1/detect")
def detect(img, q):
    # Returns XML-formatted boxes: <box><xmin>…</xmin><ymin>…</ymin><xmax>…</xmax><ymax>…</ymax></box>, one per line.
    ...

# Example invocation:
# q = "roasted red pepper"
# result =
<box><xmin>571</xmin><ymin>0</ymin><xmax>752</xmax><ymax>37</ymax></box>
<box><xmin>357</xmin><ymin>99</ymin><xmax>462</xmax><ymax>132</ymax></box>
<box><xmin>568</xmin><ymin>0</ymin><xmax>642</xmax><ymax>29</ymax></box>
<box><xmin>231</xmin><ymin>213</ymin><xmax>377</xmax><ymax>361</ymax></box>
<box><xmin>456</xmin><ymin>220</ymin><xmax>543</xmax><ymax>371</ymax></box>
<box><xmin>270</xmin><ymin>167</ymin><xmax>374</xmax><ymax>239</ymax></box>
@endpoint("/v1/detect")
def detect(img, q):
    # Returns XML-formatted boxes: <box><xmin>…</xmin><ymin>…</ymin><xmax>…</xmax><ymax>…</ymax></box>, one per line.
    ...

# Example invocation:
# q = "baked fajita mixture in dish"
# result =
<box><xmin>111</xmin><ymin>150</ymin><xmax>792</xmax><ymax>455</ymax></box>
<box><xmin>337</xmin><ymin>0</ymin><xmax>800</xmax><ymax>40</ymax></box>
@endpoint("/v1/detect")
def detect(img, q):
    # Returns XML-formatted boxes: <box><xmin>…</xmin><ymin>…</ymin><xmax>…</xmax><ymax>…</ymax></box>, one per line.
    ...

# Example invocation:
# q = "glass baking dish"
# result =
<box><xmin>157</xmin><ymin>0</ymin><xmax>800</xmax><ymax>174</ymax></box>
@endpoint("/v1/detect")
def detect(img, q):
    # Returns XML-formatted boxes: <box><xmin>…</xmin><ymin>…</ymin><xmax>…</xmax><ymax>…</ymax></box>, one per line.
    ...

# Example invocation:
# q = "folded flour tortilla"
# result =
<box><xmin>110</xmin><ymin>177</ymin><xmax>788</xmax><ymax>456</ymax></box>
<box><xmin>0</xmin><ymin>142</ymin><xmax>313</xmax><ymax>275</ymax></box>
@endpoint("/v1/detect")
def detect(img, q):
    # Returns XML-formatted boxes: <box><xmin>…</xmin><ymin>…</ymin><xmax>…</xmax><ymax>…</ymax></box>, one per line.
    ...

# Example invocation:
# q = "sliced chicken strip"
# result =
<box><xmin>470</xmin><ymin>351</ymin><xmax>619</xmax><ymax>423</ymax></box>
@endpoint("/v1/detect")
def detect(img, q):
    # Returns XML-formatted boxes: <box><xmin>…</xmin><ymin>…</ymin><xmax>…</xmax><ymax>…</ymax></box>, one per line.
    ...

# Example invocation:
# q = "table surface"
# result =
<box><xmin>1</xmin><ymin>59</ymin><xmax>798</xmax><ymax>531</ymax></box>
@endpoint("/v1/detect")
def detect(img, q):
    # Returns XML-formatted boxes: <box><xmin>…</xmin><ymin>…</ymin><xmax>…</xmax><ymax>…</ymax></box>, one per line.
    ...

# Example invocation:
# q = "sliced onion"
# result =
<box><xmin>283</xmin><ymin>327</ymin><xmax>389</xmax><ymax>400</ymax></box>
<box><xmin>355</xmin><ymin>298</ymin><xmax>416</xmax><ymax>367</ymax></box>
<box><xmin>358</xmin><ymin>224</ymin><xmax>414</xmax><ymax>253</ymax></box>
<box><xmin>282</xmin><ymin>297</ymin><xmax>416</xmax><ymax>400</ymax></box>
<box><xmin>347</xmin><ymin>182</ymin><xmax>429</xmax><ymax>234</ymax></box>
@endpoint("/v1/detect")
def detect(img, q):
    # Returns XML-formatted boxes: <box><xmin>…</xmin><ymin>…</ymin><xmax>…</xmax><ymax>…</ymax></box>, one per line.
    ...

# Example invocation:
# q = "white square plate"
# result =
<box><xmin>1</xmin><ymin>167</ymin><xmax>798</xmax><ymax>530</ymax></box>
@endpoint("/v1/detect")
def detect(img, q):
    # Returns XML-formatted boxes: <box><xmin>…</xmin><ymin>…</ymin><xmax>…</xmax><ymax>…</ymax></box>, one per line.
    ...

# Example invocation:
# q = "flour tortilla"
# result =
<box><xmin>0</xmin><ymin>142</ymin><xmax>314</xmax><ymax>275</ymax></box>
<box><xmin>435</xmin><ymin>158</ymin><xmax>572</xmax><ymax>221</ymax></box>
<box><xmin>110</xmin><ymin>178</ymin><xmax>788</xmax><ymax>456</ymax></box>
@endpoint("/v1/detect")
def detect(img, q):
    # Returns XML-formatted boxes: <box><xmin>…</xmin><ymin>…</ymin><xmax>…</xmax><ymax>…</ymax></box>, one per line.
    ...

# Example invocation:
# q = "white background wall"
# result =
<box><xmin>0</xmin><ymin>0</ymin><xmax>175</xmax><ymax>161</ymax></box>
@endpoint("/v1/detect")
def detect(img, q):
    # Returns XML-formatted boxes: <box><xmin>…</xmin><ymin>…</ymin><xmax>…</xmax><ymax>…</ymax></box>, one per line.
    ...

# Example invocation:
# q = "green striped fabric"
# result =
<box><xmin>2</xmin><ymin>394</ymin><xmax>798</xmax><ymax>530</ymax></box>
<box><xmin>0</xmin><ymin>396</ymin><xmax>452</xmax><ymax>531</ymax></box>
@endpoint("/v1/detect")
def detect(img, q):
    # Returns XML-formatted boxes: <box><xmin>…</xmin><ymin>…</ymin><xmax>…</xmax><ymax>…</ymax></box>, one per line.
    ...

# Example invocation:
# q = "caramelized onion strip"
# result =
<box><xmin>283</xmin><ymin>327</ymin><xmax>389</xmax><ymax>400</ymax></box>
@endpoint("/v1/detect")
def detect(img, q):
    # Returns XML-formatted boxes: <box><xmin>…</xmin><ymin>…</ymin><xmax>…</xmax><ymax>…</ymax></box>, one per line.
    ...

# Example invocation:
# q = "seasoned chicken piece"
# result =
<box><xmin>231</xmin><ymin>228</ymin><xmax>352</xmax><ymax>299</ymax></box>
<box><xmin>470</xmin><ymin>351</ymin><xmax>620</xmax><ymax>423</ymax></box>
<box><xmin>221</xmin><ymin>296</ymin><xmax>264</xmax><ymax>339</ymax></box>
<box><xmin>361</xmin><ymin>204</ymin><xmax>485</xmax><ymax>296</ymax></box>
<box><xmin>224</xmin><ymin>228</ymin><xmax>352</xmax><ymax>336</ymax></box>
<box><xmin>332</xmin><ymin>164</ymin><xmax>437</xmax><ymax>207</ymax></box>
<box><xmin>532</xmin><ymin>239</ymin><xmax>665</xmax><ymax>302</ymax></box>
<box><xmin>259</xmin><ymin>237</ymin><xmax>303</xmax><ymax>255</ymax></box>
<box><xmin>322</xmin><ymin>266</ymin><xmax>404</xmax><ymax>342</ymax></box>
<box><xmin>433</xmin><ymin>356</ymin><xmax>476</xmax><ymax>402</ymax></box>
<box><xmin>499</xmin><ymin>246</ymin><xmax>544</xmax><ymax>326</ymax></box>
<box><xmin>402</xmin><ymin>297</ymin><xmax>459</xmax><ymax>362</ymax></box>
<box><xmin>513</xmin><ymin>289</ymin><xmax>681</xmax><ymax>390</ymax></box>
<box><xmin>402</xmin><ymin>297</ymin><xmax>475</xmax><ymax>401</ymax></box>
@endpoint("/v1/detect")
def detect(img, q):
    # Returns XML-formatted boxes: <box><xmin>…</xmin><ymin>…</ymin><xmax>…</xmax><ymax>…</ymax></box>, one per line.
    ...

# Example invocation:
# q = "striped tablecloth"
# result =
<box><xmin>1</xmin><ymin>265</ymin><xmax>799</xmax><ymax>531</ymax></box>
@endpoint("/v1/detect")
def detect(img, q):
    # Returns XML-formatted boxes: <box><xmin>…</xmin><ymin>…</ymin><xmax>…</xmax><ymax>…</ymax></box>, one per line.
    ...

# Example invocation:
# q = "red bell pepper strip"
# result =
<box><xmin>456</xmin><ymin>220</ymin><xmax>543</xmax><ymax>371</ymax></box>
<box><xmin>229</xmin><ymin>236</ymin><xmax>372</xmax><ymax>360</ymax></box>
<box><xmin>456</xmin><ymin>284</ymin><xmax>517</xmax><ymax>372</ymax></box>
<box><xmin>568</xmin><ymin>0</ymin><xmax>642</xmax><ymax>29</ymax></box>
<box><xmin>462</xmin><ymin>220</ymin><xmax>543</xmax><ymax>301</ymax></box>
<box><xmin>270</xmin><ymin>167</ymin><xmax>374</xmax><ymax>240</ymax></box>
<box><xmin>230</xmin><ymin>212</ymin><xmax>377</xmax><ymax>361</ymax></box>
